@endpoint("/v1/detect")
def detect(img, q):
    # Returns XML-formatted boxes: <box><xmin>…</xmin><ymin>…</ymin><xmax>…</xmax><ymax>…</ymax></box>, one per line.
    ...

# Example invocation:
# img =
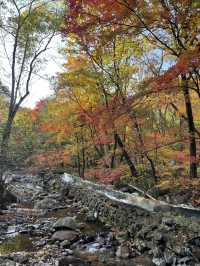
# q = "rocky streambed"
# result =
<box><xmin>0</xmin><ymin>172</ymin><xmax>200</xmax><ymax>266</ymax></box>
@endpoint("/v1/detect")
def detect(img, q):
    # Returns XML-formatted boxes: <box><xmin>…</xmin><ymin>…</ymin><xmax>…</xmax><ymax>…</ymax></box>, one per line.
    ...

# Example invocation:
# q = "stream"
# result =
<box><xmin>0</xmin><ymin>172</ymin><xmax>154</xmax><ymax>266</ymax></box>
<box><xmin>1</xmin><ymin>171</ymin><xmax>200</xmax><ymax>266</ymax></box>
<box><xmin>0</xmin><ymin>203</ymin><xmax>151</xmax><ymax>266</ymax></box>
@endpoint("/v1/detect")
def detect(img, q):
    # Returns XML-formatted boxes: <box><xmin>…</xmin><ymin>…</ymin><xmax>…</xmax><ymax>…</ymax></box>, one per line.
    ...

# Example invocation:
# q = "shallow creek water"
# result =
<box><xmin>0</xmin><ymin>203</ymin><xmax>141</xmax><ymax>266</ymax></box>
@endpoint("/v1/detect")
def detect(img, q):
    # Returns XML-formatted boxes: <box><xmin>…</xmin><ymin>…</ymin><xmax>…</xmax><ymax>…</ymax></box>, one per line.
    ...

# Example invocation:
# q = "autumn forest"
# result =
<box><xmin>0</xmin><ymin>0</ymin><xmax>200</xmax><ymax>199</ymax></box>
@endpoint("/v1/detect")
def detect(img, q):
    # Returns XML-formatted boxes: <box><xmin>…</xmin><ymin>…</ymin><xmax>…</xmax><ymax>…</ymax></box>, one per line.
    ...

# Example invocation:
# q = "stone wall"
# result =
<box><xmin>65</xmin><ymin>184</ymin><xmax>159</xmax><ymax>230</ymax></box>
<box><xmin>62</xmin><ymin>173</ymin><xmax>200</xmax><ymax>230</ymax></box>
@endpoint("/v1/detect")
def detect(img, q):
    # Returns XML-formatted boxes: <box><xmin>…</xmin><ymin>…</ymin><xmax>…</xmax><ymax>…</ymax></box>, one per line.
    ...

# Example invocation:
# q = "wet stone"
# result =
<box><xmin>152</xmin><ymin>257</ymin><xmax>166</xmax><ymax>266</ymax></box>
<box><xmin>116</xmin><ymin>244</ymin><xmax>131</xmax><ymax>258</ymax></box>
<box><xmin>51</xmin><ymin>230</ymin><xmax>79</xmax><ymax>242</ymax></box>
<box><xmin>53</xmin><ymin>216</ymin><xmax>79</xmax><ymax>231</ymax></box>
<box><xmin>58</xmin><ymin>256</ymin><xmax>90</xmax><ymax>266</ymax></box>
<box><xmin>60</xmin><ymin>239</ymin><xmax>71</xmax><ymax>248</ymax></box>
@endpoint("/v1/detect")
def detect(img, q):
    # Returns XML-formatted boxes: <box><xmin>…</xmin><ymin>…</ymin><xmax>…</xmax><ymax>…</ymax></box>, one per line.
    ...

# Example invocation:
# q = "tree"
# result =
<box><xmin>0</xmin><ymin>0</ymin><xmax>62</xmax><ymax>176</ymax></box>
<box><xmin>64</xmin><ymin>0</ymin><xmax>200</xmax><ymax>178</ymax></box>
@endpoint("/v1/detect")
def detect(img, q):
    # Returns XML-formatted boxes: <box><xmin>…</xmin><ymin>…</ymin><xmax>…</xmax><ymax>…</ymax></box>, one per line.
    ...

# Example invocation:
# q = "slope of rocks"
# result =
<box><xmin>0</xmin><ymin>171</ymin><xmax>200</xmax><ymax>266</ymax></box>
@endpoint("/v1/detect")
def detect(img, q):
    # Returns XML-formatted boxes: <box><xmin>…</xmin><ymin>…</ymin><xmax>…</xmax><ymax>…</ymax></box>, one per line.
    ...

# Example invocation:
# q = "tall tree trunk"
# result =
<box><xmin>81</xmin><ymin>147</ymin><xmax>85</xmax><ymax>179</ymax></box>
<box><xmin>0</xmin><ymin>114</ymin><xmax>14</xmax><ymax>177</ymax></box>
<box><xmin>0</xmin><ymin>113</ymin><xmax>16</xmax><ymax>208</ymax></box>
<box><xmin>182</xmin><ymin>75</ymin><xmax>197</xmax><ymax>178</ymax></box>
<box><xmin>132</xmin><ymin>115</ymin><xmax>157</xmax><ymax>181</ymax></box>
<box><xmin>81</xmin><ymin>132</ymin><xmax>85</xmax><ymax>179</ymax></box>
<box><xmin>110</xmin><ymin>134</ymin><xmax>118</xmax><ymax>168</ymax></box>
<box><xmin>114</xmin><ymin>133</ymin><xmax>138</xmax><ymax>176</ymax></box>
<box><xmin>75</xmin><ymin>135</ymin><xmax>81</xmax><ymax>177</ymax></box>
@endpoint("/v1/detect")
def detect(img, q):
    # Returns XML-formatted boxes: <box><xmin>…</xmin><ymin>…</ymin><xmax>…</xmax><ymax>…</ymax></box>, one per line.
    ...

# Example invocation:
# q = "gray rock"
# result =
<box><xmin>10</xmin><ymin>253</ymin><xmax>28</xmax><ymax>264</ymax></box>
<box><xmin>152</xmin><ymin>257</ymin><xmax>166</xmax><ymax>266</ymax></box>
<box><xmin>51</xmin><ymin>230</ymin><xmax>78</xmax><ymax>242</ymax></box>
<box><xmin>134</xmin><ymin>239</ymin><xmax>148</xmax><ymax>252</ymax></box>
<box><xmin>152</xmin><ymin>247</ymin><xmax>162</xmax><ymax>258</ymax></box>
<box><xmin>53</xmin><ymin>217</ymin><xmax>79</xmax><ymax>231</ymax></box>
<box><xmin>116</xmin><ymin>244</ymin><xmax>130</xmax><ymax>258</ymax></box>
<box><xmin>174</xmin><ymin>246</ymin><xmax>191</xmax><ymax>257</ymax></box>
<box><xmin>0</xmin><ymin>259</ymin><xmax>17</xmax><ymax>266</ymax></box>
<box><xmin>162</xmin><ymin>217</ymin><xmax>175</xmax><ymax>227</ymax></box>
<box><xmin>85</xmin><ymin>211</ymin><xmax>98</xmax><ymax>223</ymax></box>
<box><xmin>34</xmin><ymin>198</ymin><xmax>58</xmax><ymax>209</ymax></box>
<box><xmin>177</xmin><ymin>256</ymin><xmax>191</xmax><ymax>265</ymax></box>
<box><xmin>154</xmin><ymin>232</ymin><xmax>165</xmax><ymax>243</ymax></box>
<box><xmin>60</xmin><ymin>240</ymin><xmax>71</xmax><ymax>248</ymax></box>
<box><xmin>64</xmin><ymin>249</ymin><xmax>73</xmax><ymax>255</ymax></box>
<box><xmin>189</xmin><ymin>236</ymin><xmax>200</xmax><ymax>247</ymax></box>
<box><xmin>58</xmin><ymin>256</ymin><xmax>90</xmax><ymax>266</ymax></box>
<box><xmin>164</xmin><ymin>250</ymin><xmax>175</xmax><ymax>264</ymax></box>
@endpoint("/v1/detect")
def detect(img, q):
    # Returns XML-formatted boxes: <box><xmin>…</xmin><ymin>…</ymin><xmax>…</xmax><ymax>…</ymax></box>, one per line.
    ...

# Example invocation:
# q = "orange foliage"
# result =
<box><xmin>65</xmin><ymin>0</ymin><xmax>139</xmax><ymax>35</ymax></box>
<box><xmin>31</xmin><ymin>100</ymin><xmax>44</xmax><ymax>121</ymax></box>
<box><xmin>33</xmin><ymin>149</ymin><xmax>70</xmax><ymax>169</ymax></box>
<box><xmin>151</xmin><ymin>47</ymin><xmax>200</xmax><ymax>91</ymax></box>
<box><xmin>86</xmin><ymin>167</ymin><xmax>124</xmax><ymax>184</ymax></box>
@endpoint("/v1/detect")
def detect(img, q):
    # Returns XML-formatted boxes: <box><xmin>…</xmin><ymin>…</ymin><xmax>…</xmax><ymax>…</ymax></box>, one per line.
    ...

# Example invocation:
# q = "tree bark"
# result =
<box><xmin>132</xmin><ymin>114</ymin><xmax>157</xmax><ymax>181</ymax></box>
<box><xmin>0</xmin><ymin>113</ymin><xmax>15</xmax><ymax>176</ymax></box>
<box><xmin>110</xmin><ymin>134</ymin><xmax>118</xmax><ymax>168</ymax></box>
<box><xmin>0</xmin><ymin>113</ymin><xmax>17</xmax><ymax>208</ymax></box>
<box><xmin>182</xmin><ymin>75</ymin><xmax>197</xmax><ymax>178</ymax></box>
<box><xmin>114</xmin><ymin>133</ymin><xmax>138</xmax><ymax>176</ymax></box>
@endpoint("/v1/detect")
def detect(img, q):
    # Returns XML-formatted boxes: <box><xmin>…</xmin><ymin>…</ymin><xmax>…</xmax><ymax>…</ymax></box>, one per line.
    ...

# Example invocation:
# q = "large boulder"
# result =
<box><xmin>0</xmin><ymin>184</ymin><xmax>17</xmax><ymax>209</ymax></box>
<box><xmin>53</xmin><ymin>217</ymin><xmax>79</xmax><ymax>231</ymax></box>
<box><xmin>51</xmin><ymin>230</ymin><xmax>79</xmax><ymax>242</ymax></box>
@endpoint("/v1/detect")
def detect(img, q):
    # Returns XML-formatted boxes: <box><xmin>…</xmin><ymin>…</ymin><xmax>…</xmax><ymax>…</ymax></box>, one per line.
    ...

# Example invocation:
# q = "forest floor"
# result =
<box><xmin>147</xmin><ymin>176</ymin><xmax>200</xmax><ymax>207</ymax></box>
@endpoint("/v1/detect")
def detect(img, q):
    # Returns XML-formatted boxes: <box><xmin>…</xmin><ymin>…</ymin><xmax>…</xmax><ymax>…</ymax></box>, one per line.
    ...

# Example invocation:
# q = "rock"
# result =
<box><xmin>177</xmin><ymin>256</ymin><xmax>191</xmax><ymax>265</ymax></box>
<box><xmin>134</xmin><ymin>256</ymin><xmax>155</xmax><ymax>266</ymax></box>
<box><xmin>10</xmin><ymin>253</ymin><xmax>29</xmax><ymax>264</ymax></box>
<box><xmin>163</xmin><ymin>250</ymin><xmax>175</xmax><ymax>264</ymax></box>
<box><xmin>79</xmin><ymin>234</ymin><xmax>96</xmax><ymax>244</ymax></box>
<box><xmin>162</xmin><ymin>217</ymin><xmax>175</xmax><ymax>227</ymax></box>
<box><xmin>60</xmin><ymin>240</ymin><xmax>71</xmax><ymax>248</ymax></box>
<box><xmin>136</xmin><ymin>225</ymin><xmax>157</xmax><ymax>240</ymax></box>
<box><xmin>191</xmin><ymin>246</ymin><xmax>200</xmax><ymax>260</ymax></box>
<box><xmin>152</xmin><ymin>247</ymin><xmax>163</xmax><ymax>258</ymax></box>
<box><xmin>51</xmin><ymin>230</ymin><xmax>79</xmax><ymax>242</ymax></box>
<box><xmin>174</xmin><ymin>246</ymin><xmax>191</xmax><ymax>257</ymax></box>
<box><xmin>53</xmin><ymin>217</ymin><xmax>79</xmax><ymax>231</ymax></box>
<box><xmin>152</xmin><ymin>257</ymin><xmax>166</xmax><ymax>266</ymax></box>
<box><xmin>35</xmin><ymin>238</ymin><xmax>47</xmax><ymax>247</ymax></box>
<box><xmin>130</xmin><ymin>222</ymin><xmax>143</xmax><ymax>234</ymax></box>
<box><xmin>154</xmin><ymin>232</ymin><xmax>165</xmax><ymax>244</ymax></box>
<box><xmin>34</xmin><ymin>198</ymin><xmax>58</xmax><ymax>209</ymax></box>
<box><xmin>85</xmin><ymin>211</ymin><xmax>98</xmax><ymax>223</ymax></box>
<box><xmin>0</xmin><ymin>258</ymin><xmax>17</xmax><ymax>266</ymax></box>
<box><xmin>64</xmin><ymin>249</ymin><xmax>73</xmax><ymax>255</ymax></box>
<box><xmin>107</xmin><ymin>232</ymin><xmax>118</xmax><ymax>246</ymax></box>
<box><xmin>116</xmin><ymin>244</ymin><xmax>130</xmax><ymax>258</ymax></box>
<box><xmin>134</xmin><ymin>239</ymin><xmax>149</xmax><ymax>253</ymax></box>
<box><xmin>58</xmin><ymin>256</ymin><xmax>90</xmax><ymax>266</ymax></box>
<box><xmin>189</xmin><ymin>236</ymin><xmax>200</xmax><ymax>247</ymax></box>
<box><xmin>0</xmin><ymin>188</ymin><xmax>17</xmax><ymax>208</ymax></box>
